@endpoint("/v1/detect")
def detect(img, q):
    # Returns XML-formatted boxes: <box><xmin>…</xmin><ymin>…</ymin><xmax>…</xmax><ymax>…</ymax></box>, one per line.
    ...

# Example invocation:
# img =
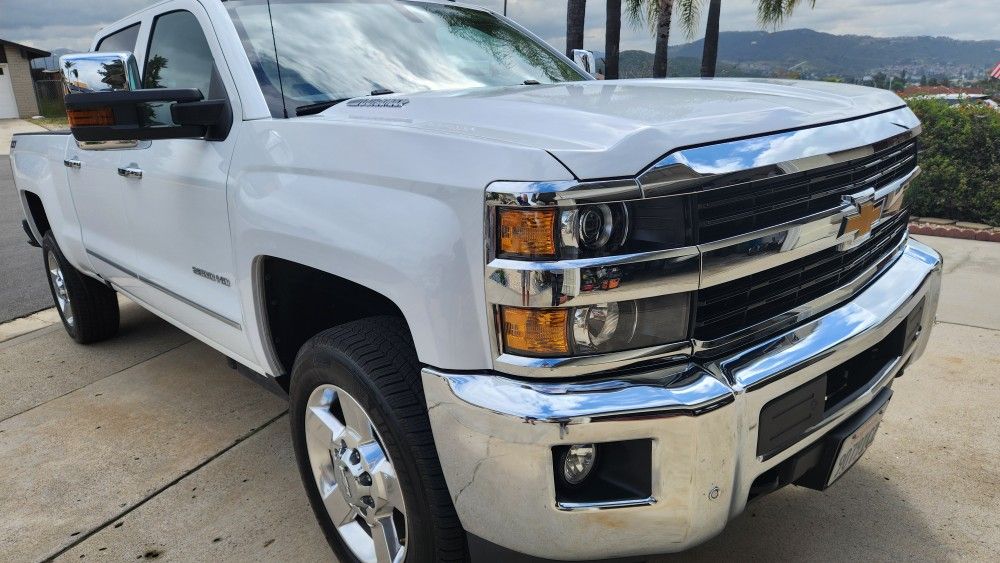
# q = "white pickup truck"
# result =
<box><xmin>10</xmin><ymin>1</ymin><xmax>942</xmax><ymax>561</ymax></box>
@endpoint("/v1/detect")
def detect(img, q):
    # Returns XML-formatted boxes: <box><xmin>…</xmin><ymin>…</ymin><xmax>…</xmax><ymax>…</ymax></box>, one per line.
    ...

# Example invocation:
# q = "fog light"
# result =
<box><xmin>562</xmin><ymin>444</ymin><xmax>597</xmax><ymax>485</ymax></box>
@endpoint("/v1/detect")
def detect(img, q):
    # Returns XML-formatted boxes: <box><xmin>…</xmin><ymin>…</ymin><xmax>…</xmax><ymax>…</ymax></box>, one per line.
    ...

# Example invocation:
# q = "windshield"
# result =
<box><xmin>227</xmin><ymin>0</ymin><xmax>588</xmax><ymax>117</ymax></box>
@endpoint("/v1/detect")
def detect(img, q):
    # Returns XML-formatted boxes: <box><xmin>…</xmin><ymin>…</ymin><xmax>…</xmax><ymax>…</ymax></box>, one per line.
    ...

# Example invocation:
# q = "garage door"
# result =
<box><xmin>0</xmin><ymin>64</ymin><xmax>19</xmax><ymax>118</ymax></box>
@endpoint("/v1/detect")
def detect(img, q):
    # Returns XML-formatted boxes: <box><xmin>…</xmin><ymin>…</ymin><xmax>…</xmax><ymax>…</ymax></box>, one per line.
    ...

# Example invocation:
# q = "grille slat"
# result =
<box><xmin>695</xmin><ymin>210</ymin><xmax>910</xmax><ymax>342</ymax></box>
<box><xmin>696</xmin><ymin>140</ymin><xmax>918</xmax><ymax>243</ymax></box>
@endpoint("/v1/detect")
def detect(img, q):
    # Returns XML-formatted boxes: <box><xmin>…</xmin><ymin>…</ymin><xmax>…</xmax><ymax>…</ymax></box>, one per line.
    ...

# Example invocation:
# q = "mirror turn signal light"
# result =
<box><xmin>67</xmin><ymin>107</ymin><xmax>115</xmax><ymax>127</ymax></box>
<box><xmin>501</xmin><ymin>306</ymin><xmax>570</xmax><ymax>356</ymax></box>
<box><xmin>498</xmin><ymin>208</ymin><xmax>557</xmax><ymax>258</ymax></box>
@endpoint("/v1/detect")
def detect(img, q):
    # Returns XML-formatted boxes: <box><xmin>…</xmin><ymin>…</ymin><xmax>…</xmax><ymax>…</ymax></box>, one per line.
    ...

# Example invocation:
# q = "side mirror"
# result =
<box><xmin>572</xmin><ymin>49</ymin><xmax>597</xmax><ymax>76</ymax></box>
<box><xmin>60</xmin><ymin>52</ymin><xmax>230</xmax><ymax>142</ymax></box>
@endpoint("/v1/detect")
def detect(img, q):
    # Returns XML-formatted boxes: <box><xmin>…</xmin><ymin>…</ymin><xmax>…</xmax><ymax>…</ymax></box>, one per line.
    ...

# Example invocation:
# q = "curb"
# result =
<box><xmin>0</xmin><ymin>308</ymin><xmax>60</xmax><ymax>343</ymax></box>
<box><xmin>909</xmin><ymin>220</ymin><xmax>1000</xmax><ymax>242</ymax></box>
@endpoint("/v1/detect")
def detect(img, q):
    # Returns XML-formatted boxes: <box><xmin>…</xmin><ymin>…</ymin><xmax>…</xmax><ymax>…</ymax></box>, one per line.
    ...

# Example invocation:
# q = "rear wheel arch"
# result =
<box><xmin>21</xmin><ymin>191</ymin><xmax>51</xmax><ymax>241</ymax></box>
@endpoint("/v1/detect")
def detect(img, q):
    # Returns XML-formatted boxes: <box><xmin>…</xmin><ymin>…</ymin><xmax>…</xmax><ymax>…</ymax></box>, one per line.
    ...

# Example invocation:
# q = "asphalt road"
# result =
<box><xmin>0</xmin><ymin>155</ymin><xmax>52</xmax><ymax>322</ymax></box>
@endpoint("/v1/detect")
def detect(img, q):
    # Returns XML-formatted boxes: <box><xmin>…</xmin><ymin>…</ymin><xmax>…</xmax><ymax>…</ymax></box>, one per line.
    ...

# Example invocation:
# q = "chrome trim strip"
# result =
<box><xmin>486</xmin><ymin>179</ymin><xmax>641</xmax><ymax>207</ymax></box>
<box><xmin>638</xmin><ymin>106</ymin><xmax>921</xmax><ymax>197</ymax></box>
<box><xmin>494</xmin><ymin>340</ymin><xmax>693</xmax><ymax>378</ymax></box>
<box><xmin>86</xmin><ymin>249</ymin><xmax>137</xmax><ymax>278</ymax></box>
<box><xmin>486</xmin><ymin>253</ymin><xmax>699</xmax><ymax>308</ymax></box>
<box><xmin>424</xmin><ymin>362</ymin><xmax>733</xmax><ymax>424</ymax></box>
<box><xmin>556</xmin><ymin>497</ymin><xmax>656</xmax><ymax>512</ymax></box>
<box><xmin>86</xmin><ymin>249</ymin><xmax>241</xmax><ymax>330</ymax></box>
<box><xmin>488</xmin><ymin>245</ymin><xmax>699</xmax><ymax>273</ymax></box>
<box><xmin>699</xmin><ymin>166</ymin><xmax>919</xmax><ymax>289</ymax></box>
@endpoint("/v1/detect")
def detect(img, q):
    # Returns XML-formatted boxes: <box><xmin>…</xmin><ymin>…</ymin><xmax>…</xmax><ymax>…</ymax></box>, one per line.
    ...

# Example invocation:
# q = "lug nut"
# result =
<box><xmin>361</xmin><ymin>495</ymin><xmax>375</xmax><ymax>507</ymax></box>
<box><xmin>359</xmin><ymin>472</ymin><xmax>372</xmax><ymax>486</ymax></box>
<box><xmin>350</xmin><ymin>450</ymin><xmax>361</xmax><ymax>465</ymax></box>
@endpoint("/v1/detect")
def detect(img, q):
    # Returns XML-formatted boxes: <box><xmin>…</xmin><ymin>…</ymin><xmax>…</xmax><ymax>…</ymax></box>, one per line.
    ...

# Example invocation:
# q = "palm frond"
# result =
<box><xmin>677</xmin><ymin>0</ymin><xmax>702</xmax><ymax>40</ymax></box>
<box><xmin>757</xmin><ymin>0</ymin><xmax>817</xmax><ymax>29</ymax></box>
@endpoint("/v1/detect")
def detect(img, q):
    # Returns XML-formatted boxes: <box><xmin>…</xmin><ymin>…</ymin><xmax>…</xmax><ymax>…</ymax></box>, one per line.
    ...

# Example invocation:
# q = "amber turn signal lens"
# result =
<box><xmin>498</xmin><ymin>209</ymin><xmax>557</xmax><ymax>258</ymax></box>
<box><xmin>501</xmin><ymin>307</ymin><xmax>570</xmax><ymax>356</ymax></box>
<box><xmin>67</xmin><ymin>107</ymin><xmax>115</xmax><ymax>127</ymax></box>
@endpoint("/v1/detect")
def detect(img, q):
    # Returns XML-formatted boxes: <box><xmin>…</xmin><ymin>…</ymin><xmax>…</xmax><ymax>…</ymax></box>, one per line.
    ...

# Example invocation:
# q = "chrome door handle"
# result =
<box><xmin>63</xmin><ymin>159</ymin><xmax>82</xmax><ymax>169</ymax></box>
<box><xmin>118</xmin><ymin>167</ymin><xmax>143</xmax><ymax>179</ymax></box>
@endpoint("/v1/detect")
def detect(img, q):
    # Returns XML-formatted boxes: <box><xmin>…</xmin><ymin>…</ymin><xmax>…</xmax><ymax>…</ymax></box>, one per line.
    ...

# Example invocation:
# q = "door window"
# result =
<box><xmin>143</xmin><ymin>10</ymin><xmax>221</xmax><ymax>97</ymax></box>
<box><xmin>96</xmin><ymin>23</ymin><xmax>141</xmax><ymax>53</ymax></box>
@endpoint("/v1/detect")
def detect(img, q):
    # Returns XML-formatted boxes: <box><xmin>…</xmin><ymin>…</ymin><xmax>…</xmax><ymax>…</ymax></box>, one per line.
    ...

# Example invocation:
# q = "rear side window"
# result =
<box><xmin>143</xmin><ymin>10</ymin><xmax>219</xmax><ymax>97</ymax></box>
<box><xmin>96</xmin><ymin>23</ymin><xmax>141</xmax><ymax>53</ymax></box>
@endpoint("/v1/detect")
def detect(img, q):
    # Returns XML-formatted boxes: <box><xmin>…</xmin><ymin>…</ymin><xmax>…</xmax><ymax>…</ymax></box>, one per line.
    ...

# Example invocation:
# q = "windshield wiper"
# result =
<box><xmin>295</xmin><ymin>90</ymin><xmax>397</xmax><ymax>116</ymax></box>
<box><xmin>294</xmin><ymin>98</ymin><xmax>351</xmax><ymax>116</ymax></box>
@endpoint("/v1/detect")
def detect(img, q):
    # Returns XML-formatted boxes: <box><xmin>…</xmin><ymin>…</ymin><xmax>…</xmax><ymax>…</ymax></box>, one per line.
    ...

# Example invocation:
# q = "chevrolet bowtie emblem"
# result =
<box><xmin>841</xmin><ymin>200</ymin><xmax>883</xmax><ymax>238</ymax></box>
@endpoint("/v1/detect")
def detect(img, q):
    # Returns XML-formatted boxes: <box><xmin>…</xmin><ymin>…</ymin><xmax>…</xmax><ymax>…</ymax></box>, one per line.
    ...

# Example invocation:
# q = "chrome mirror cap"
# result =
<box><xmin>59</xmin><ymin>52</ymin><xmax>141</xmax><ymax>94</ymax></box>
<box><xmin>572</xmin><ymin>49</ymin><xmax>597</xmax><ymax>76</ymax></box>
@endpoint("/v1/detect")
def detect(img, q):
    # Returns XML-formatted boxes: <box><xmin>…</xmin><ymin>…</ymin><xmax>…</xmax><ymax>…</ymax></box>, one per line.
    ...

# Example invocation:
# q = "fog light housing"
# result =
<box><xmin>561</xmin><ymin>444</ymin><xmax>597</xmax><ymax>485</ymax></box>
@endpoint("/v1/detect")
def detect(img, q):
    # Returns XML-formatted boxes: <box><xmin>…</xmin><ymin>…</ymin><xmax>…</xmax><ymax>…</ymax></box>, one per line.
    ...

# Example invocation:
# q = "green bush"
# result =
<box><xmin>906</xmin><ymin>98</ymin><xmax>1000</xmax><ymax>226</ymax></box>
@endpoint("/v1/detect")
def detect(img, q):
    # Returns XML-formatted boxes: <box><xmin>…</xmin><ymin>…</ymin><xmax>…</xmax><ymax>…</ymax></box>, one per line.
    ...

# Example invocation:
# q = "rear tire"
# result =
<box><xmin>289</xmin><ymin>316</ymin><xmax>467</xmax><ymax>563</ymax></box>
<box><xmin>41</xmin><ymin>232</ymin><xmax>119</xmax><ymax>344</ymax></box>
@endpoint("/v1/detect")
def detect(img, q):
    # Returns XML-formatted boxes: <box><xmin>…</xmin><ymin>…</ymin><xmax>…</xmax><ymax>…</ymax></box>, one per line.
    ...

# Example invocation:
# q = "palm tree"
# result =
<box><xmin>626</xmin><ymin>0</ymin><xmax>674</xmax><ymax>78</ymax></box>
<box><xmin>605</xmin><ymin>0</ymin><xmax>622</xmax><ymax>79</ymax></box>
<box><xmin>699</xmin><ymin>0</ymin><xmax>721</xmax><ymax>77</ymax></box>
<box><xmin>566</xmin><ymin>0</ymin><xmax>587</xmax><ymax>57</ymax></box>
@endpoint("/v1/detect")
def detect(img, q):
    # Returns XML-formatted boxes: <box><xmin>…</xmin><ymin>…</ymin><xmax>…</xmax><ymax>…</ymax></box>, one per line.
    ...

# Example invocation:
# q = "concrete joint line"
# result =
<box><xmin>42</xmin><ymin>411</ymin><xmax>290</xmax><ymax>562</ymax></box>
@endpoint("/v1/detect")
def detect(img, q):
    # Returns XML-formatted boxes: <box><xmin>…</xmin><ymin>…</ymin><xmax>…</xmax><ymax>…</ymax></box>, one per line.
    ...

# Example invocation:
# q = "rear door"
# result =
<box><xmin>116</xmin><ymin>3</ymin><xmax>252</xmax><ymax>360</ymax></box>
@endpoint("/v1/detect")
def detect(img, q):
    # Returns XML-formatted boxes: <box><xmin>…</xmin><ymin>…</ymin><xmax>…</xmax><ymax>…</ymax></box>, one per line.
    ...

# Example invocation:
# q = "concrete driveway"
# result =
<box><xmin>0</xmin><ymin>235</ymin><xmax>997</xmax><ymax>562</ymax></box>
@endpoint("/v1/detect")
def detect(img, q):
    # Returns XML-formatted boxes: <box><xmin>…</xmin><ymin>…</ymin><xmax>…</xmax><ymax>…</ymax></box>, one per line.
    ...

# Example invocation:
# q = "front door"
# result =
<box><xmin>0</xmin><ymin>63</ymin><xmax>18</xmax><ymax>118</ymax></box>
<box><xmin>117</xmin><ymin>5</ymin><xmax>252</xmax><ymax>361</ymax></box>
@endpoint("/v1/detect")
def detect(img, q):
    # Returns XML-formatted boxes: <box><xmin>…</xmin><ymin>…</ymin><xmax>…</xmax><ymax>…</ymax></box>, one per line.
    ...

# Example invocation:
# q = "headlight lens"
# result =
<box><xmin>495</xmin><ymin>198</ymin><xmax>686</xmax><ymax>260</ymax></box>
<box><xmin>500</xmin><ymin>293</ymin><xmax>690</xmax><ymax>358</ymax></box>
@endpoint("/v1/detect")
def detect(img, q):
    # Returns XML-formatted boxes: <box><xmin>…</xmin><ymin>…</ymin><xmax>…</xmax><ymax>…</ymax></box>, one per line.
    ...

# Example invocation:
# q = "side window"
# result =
<box><xmin>143</xmin><ymin>11</ymin><xmax>220</xmax><ymax>98</ymax></box>
<box><xmin>96</xmin><ymin>23</ymin><xmax>141</xmax><ymax>53</ymax></box>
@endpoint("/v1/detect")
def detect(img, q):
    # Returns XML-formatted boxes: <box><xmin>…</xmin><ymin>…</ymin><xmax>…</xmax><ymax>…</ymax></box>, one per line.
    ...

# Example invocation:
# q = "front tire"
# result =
<box><xmin>41</xmin><ymin>232</ymin><xmax>119</xmax><ymax>344</ymax></box>
<box><xmin>289</xmin><ymin>317</ymin><xmax>467</xmax><ymax>563</ymax></box>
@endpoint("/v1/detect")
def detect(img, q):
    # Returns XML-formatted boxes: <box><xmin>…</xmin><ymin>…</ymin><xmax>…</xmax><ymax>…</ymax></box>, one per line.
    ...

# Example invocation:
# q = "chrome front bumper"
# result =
<box><xmin>422</xmin><ymin>239</ymin><xmax>942</xmax><ymax>561</ymax></box>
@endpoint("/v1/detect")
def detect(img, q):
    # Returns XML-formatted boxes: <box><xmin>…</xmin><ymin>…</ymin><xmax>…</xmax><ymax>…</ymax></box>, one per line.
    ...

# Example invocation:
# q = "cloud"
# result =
<box><xmin>1</xmin><ymin>0</ymin><xmax>995</xmax><ymax>55</ymax></box>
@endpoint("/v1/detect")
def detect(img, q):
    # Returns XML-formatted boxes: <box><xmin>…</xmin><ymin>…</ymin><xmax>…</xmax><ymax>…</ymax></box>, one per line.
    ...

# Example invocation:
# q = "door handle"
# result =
<box><xmin>118</xmin><ymin>167</ymin><xmax>143</xmax><ymax>179</ymax></box>
<box><xmin>63</xmin><ymin>159</ymin><xmax>82</xmax><ymax>169</ymax></box>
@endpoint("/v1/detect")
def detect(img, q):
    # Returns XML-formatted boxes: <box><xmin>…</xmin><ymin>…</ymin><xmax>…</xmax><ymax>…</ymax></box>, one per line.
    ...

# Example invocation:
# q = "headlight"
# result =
<box><xmin>500</xmin><ymin>293</ymin><xmax>690</xmax><ymax>358</ymax></box>
<box><xmin>495</xmin><ymin>198</ymin><xmax>685</xmax><ymax>260</ymax></box>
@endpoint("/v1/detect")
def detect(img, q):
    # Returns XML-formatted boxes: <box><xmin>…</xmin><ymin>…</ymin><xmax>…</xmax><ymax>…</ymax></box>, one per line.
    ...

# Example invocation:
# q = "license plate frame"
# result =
<box><xmin>826</xmin><ymin>399</ymin><xmax>889</xmax><ymax>486</ymax></box>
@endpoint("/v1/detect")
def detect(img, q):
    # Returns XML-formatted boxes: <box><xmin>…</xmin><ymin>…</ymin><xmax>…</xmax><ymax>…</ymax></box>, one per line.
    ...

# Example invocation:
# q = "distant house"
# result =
<box><xmin>898</xmin><ymin>86</ymin><xmax>986</xmax><ymax>98</ymax></box>
<box><xmin>0</xmin><ymin>38</ymin><xmax>51</xmax><ymax>119</ymax></box>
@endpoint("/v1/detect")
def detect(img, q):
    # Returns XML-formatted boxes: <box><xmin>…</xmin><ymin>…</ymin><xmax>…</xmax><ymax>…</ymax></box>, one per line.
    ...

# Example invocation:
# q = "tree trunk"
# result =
<box><xmin>566</xmin><ymin>0</ymin><xmax>587</xmax><ymax>58</ymax></box>
<box><xmin>605</xmin><ymin>0</ymin><xmax>622</xmax><ymax>79</ymax></box>
<box><xmin>652</xmin><ymin>0</ymin><xmax>673</xmax><ymax>78</ymax></box>
<box><xmin>700</xmin><ymin>0</ymin><xmax>721</xmax><ymax>77</ymax></box>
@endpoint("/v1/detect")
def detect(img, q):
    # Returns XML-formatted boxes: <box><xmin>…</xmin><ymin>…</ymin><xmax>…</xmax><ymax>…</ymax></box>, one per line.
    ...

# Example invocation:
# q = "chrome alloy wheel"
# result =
<box><xmin>305</xmin><ymin>384</ymin><xmax>408</xmax><ymax>563</ymax></box>
<box><xmin>47</xmin><ymin>252</ymin><xmax>74</xmax><ymax>327</ymax></box>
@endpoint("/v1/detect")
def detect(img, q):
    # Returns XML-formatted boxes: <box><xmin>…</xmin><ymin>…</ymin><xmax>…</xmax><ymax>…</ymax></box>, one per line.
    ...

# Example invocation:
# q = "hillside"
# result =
<box><xmin>666</xmin><ymin>29</ymin><xmax>1000</xmax><ymax>78</ymax></box>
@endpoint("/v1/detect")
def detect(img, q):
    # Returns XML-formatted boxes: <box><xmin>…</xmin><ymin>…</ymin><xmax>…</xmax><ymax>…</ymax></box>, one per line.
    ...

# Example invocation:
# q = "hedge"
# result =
<box><xmin>905</xmin><ymin>98</ymin><xmax>1000</xmax><ymax>226</ymax></box>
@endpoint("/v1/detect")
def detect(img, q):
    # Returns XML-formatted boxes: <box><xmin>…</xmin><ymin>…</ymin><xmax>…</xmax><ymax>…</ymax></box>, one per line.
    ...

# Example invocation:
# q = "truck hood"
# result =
<box><xmin>326</xmin><ymin>78</ymin><xmax>907</xmax><ymax>180</ymax></box>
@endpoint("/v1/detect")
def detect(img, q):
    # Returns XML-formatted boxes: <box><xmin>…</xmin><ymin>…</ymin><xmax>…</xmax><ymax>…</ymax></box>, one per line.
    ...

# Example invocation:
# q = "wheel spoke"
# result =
<box><xmin>321</xmin><ymin>484</ymin><xmax>358</xmax><ymax>527</ymax></box>
<box><xmin>371</xmin><ymin>514</ymin><xmax>404</xmax><ymax>563</ymax></box>
<box><xmin>373</xmin><ymin>460</ymin><xmax>405</xmax><ymax>513</ymax></box>
<box><xmin>339</xmin><ymin>394</ymin><xmax>375</xmax><ymax>442</ymax></box>
<box><xmin>306</xmin><ymin>405</ymin><xmax>347</xmax><ymax>447</ymax></box>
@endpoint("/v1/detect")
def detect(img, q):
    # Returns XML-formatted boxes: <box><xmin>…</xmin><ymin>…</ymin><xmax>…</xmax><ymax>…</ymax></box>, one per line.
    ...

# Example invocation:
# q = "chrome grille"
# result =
<box><xmin>694</xmin><ymin>210</ymin><xmax>910</xmax><ymax>342</ymax></box>
<box><xmin>695</xmin><ymin>140</ymin><xmax>918</xmax><ymax>243</ymax></box>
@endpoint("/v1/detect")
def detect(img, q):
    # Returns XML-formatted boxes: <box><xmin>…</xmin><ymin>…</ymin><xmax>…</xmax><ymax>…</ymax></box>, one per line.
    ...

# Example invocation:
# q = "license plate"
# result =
<box><xmin>827</xmin><ymin>403</ymin><xmax>888</xmax><ymax>486</ymax></box>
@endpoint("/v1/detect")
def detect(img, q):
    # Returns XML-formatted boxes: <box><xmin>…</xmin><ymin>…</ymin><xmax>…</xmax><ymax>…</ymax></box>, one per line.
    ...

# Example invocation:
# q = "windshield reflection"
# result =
<box><xmin>227</xmin><ymin>0</ymin><xmax>586</xmax><ymax>117</ymax></box>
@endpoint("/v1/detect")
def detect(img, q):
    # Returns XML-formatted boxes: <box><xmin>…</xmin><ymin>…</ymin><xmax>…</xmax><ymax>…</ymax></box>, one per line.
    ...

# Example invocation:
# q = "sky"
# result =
<box><xmin>0</xmin><ymin>0</ymin><xmax>996</xmax><ymax>54</ymax></box>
